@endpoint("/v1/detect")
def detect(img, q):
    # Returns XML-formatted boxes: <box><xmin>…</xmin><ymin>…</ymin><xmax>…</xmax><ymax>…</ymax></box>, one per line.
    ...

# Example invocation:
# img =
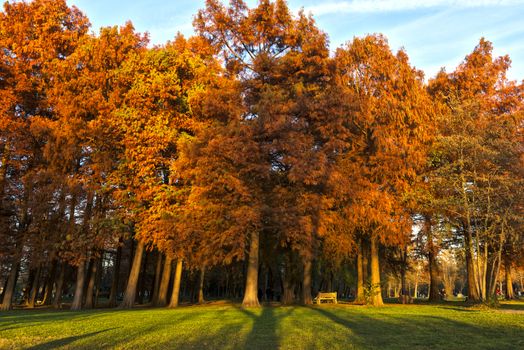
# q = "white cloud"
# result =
<box><xmin>305</xmin><ymin>0</ymin><xmax>524</xmax><ymax>16</ymax></box>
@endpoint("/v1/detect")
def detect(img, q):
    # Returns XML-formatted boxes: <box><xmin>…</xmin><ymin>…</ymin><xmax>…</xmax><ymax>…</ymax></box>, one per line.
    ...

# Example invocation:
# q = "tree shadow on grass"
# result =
<box><xmin>499</xmin><ymin>302</ymin><xmax>524</xmax><ymax>312</ymax></box>
<box><xmin>236</xmin><ymin>305</ymin><xmax>295</xmax><ymax>349</ymax></box>
<box><xmin>0</xmin><ymin>309</ymin><xmax>108</xmax><ymax>329</ymax></box>
<box><xmin>310</xmin><ymin>306</ymin><xmax>524</xmax><ymax>349</ymax></box>
<box><xmin>25</xmin><ymin>328</ymin><xmax>117</xmax><ymax>350</ymax></box>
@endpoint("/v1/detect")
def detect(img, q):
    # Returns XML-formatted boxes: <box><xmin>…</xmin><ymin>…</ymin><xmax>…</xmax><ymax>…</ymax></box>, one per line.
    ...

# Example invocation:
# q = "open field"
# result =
<box><xmin>1</xmin><ymin>301</ymin><xmax>523</xmax><ymax>349</ymax></box>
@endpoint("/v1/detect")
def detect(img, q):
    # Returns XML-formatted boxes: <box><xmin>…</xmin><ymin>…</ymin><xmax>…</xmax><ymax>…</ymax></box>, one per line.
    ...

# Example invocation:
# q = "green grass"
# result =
<box><xmin>1</xmin><ymin>301</ymin><xmax>523</xmax><ymax>349</ymax></box>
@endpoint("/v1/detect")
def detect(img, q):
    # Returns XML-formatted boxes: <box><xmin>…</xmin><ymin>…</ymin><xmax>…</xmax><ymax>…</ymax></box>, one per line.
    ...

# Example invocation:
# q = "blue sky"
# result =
<box><xmin>67</xmin><ymin>0</ymin><xmax>524</xmax><ymax>81</ymax></box>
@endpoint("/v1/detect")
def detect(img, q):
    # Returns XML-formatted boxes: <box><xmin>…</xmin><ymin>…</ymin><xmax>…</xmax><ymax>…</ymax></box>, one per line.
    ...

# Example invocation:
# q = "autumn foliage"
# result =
<box><xmin>0</xmin><ymin>0</ymin><xmax>522</xmax><ymax>311</ymax></box>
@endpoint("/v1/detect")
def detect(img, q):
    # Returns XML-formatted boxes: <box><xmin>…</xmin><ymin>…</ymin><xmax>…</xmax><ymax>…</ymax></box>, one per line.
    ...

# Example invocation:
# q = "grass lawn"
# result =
<box><xmin>1</xmin><ymin>301</ymin><xmax>523</xmax><ymax>349</ymax></box>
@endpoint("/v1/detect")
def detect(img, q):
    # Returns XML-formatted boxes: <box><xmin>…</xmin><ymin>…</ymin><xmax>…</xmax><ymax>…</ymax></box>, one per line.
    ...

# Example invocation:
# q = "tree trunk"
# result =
<box><xmin>242</xmin><ymin>230</ymin><xmax>260</xmax><ymax>307</ymax></box>
<box><xmin>1</xmin><ymin>259</ymin><xmax>20</xmax><ymax>311</ymax></box>
<box><xmin>137</xmin><ymin>250</ymin><xmax>149</xmax><ymax>304</ymax></box>
<box><xmin>53</xmin><ymin>264</ymin><xmax>65</xmax><ymax>309</ymax></box>
<box><xmin>302</xmin><ymin>256</ymin><xmax>312</xmax><ymax>305</ymax></box>
<box><xmin>505</xmin><ymin>258</ymin><xmax>514</xmax><ymax>299</ymax></box>
<box><xmin>94</xmin><ymin>258</ymin><xmax>103</xmax><ymax>307</ymax></box>
<box><xmin>108</xmin><ymin>245</ymin><xmax>122</xmax><ymax>308</ymax></box>
<box><xmin>156</xmin><ymin>255</ymin><xmax>172</xmax><ymax>306</ymax></box>
<box><xmin>362</xmin><ymin>241</ymin><xmax>369</xmax><ymax>284</ymax></box>
<box><xmin>282</xmin><ymin>276</ymin><xmax>294</xmax><ymax>305</ymax></box>
<box><xmin>428</xmin><ymin>250</ymin><xmax>440</xmax><ymax>302</ymax></box>
<box><xmin>42</xmin><ymin>260</ymin><xmax>57</xmax><ymax>305</ymax></box>
<box><xmin>464</xmin><ymin>231</ymin><xmax>480</xmax><ymax>302</ymax></box>
<box><xmin>169</xmin><ymin>259</ymin><xmax>183</xmax><ymax>308</ymax></box>
<box><xmin>356</xmin><ymin>238</ymin><xmax>365</xmax><ymax>302</ymax></box>
<box><xmin>120</xmin><ymin>240</ymin><xmax>145</xmax><ymax>308</ymax></box>
<box><xmin>0</xmin><ymin>278</ymin><xmax>8</xmax><ymax>304</ymax></box>
<box><xmin>151</xmin><ymin>252</ymin><xmax>163</xmax><ymax>304</ymax></box>
<box><xmin>370</xmin><ymin>236</ymin><xmax>383</xmax><ymax>306</ymax></box>
<box><xmin>84</xmin><ymin>258</ymin><xmax>98</xmax><ymax>309</ymax></box>
<box><xmin>27</xmin><ymin>265</ymin><xmax>42</xmax><ymax>308</ymax></box>
<box><xmin>400</xmin><ymin>249</ymin><xmax>408</xmax><ymax>299</ymax></box>
<box><xmin>71</xmin><ymin>259</ymin><xmax>86</xmax><ymax>310</ymax></box>
<box><xmin>197</xmin><ymin>266</ymin><xmax>205</xmax><ymax>304</ymax></box>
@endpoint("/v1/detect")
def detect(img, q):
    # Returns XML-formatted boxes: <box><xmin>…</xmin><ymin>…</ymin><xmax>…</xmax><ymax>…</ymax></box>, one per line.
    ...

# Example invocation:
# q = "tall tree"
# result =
<box><xmin>194</xmin><ymin>0</ymin><xmax>331</xmax><ymax>307</ymax></box>
<box><xmin>328</xmin><ymin>34</ymin><xmax>434</xmax><ymax>305</ymax></box>
<box><xmin>428</xmin><ymin>38</ymin><xmax>524</xmax><ymax>302</ymax></box>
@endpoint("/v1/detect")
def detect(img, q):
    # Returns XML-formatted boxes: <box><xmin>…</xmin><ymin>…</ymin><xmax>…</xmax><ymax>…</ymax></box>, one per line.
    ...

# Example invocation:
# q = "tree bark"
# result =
<box><xmin>282</xmin><ymin>275</ymin><xmax>294</xmax><ymax>305</ymax></box>
<box><xmin>53</xmin><ymin>263</ymin><xmax>65</xmax><ymax>309</ymax></box>
<box><xmin>42</xmin><ymin>260</ymin><xmax>58</xmax><ymax>305</ymax></box>
<box><xmin>400</xmin><ymin>248</ymin><xmax>408</xmax><ymax>300</ymax></box>
<box><xmin>198</xmin><ymin>266</ymin><xmax>206</xmax><ymax>304</ymax></box>
<box><xmin>71</xmin><ymin>259</ymin><xmax>86</xmax><ymax>310</ymax></box>
<box><xmin>0</xmin><ymin>278</ymin><xmax>8</xmax><ymax>304</ymax></box>
<box><xmin>302</xmin><ymin>255</ymin><xmax>312</xmax><ymax>305</ymax></box>
<box><xmin>242</xmin><ymin>230</ymin><xmax>260</xmax><ymax>307</ymax></box>
<box><xmin>464</xmin><ymin>230</ymin><xmax>480</xmax><ymax>302</ymax></box>
<box><xmin>1</xmin><ymin>259</ymin><xmax>20</xmax><ymax>311</ymax></box>
<box><xmin>108</xmin><ymin>245</ymin><xmax>122</xmax><ymax>308</ymax></box>
<box><xmin>120</xmin><ymin>241</ymin><xmax>145</xmax><ymax>308</ymax></box>
<box><xmin>156</xmin><ymin>255</ymin><xmax>172</xmax><ymax>306</ymax></box>
<box><xmin>137</xmin><ymin>250</ymin><xmax>149</xmax><ymax>304</ymax></box>
<box><xmin>356</xmin><ymin>238</ymin><xmax>365</xmax><ymax>302</ymax></box>
<box><xmin>27</xmin><ymin>265</ymin><xmax>42</xmax><ymax>308</ymax></box>
<box><xmin>169</xmin><ymin>259</ymin><xmax>183</xmax><ymax>308</ymax></box>
<box><xmin>0</xmin><ymin>140</ymin><xmax>10</xmax><ymax>197</ymax></box>
<box><xmin>370</xmin><ymin>236</ymin><xmax>384</xmax><ymax>306</ymax></box>
<box><xmin>151</xmin><ymin>252</ymin><xmax>163</xmax><ymax>305</ymax></box>
<box><xmin>505</xmin><ymin>257</ymin><xmax>514</xmax><ymax>299</ymax></box>
<box><xmin>428</xmin><ymin>247</ymin><xmax>440</xmax><ymax>302</ymax></box>
<box><xmin>84</xmin><ymin>258</ymin><xmax>98</xmax><ymax>309</ymax></box>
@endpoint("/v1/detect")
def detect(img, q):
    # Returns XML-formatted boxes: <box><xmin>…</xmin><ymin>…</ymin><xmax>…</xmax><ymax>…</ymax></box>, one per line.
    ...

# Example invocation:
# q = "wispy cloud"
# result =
<box><xmin>305</xmin><ymin>0</ymin><xmax>524</xmax><ymax>16</ymax></box>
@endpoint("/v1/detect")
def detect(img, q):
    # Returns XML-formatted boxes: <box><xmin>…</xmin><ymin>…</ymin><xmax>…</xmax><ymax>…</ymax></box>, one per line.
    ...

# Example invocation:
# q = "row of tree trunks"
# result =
<box><xmin>2</xmin><ymin>232</ymin><xmax>403</xmax><ymax>311</ymax></box>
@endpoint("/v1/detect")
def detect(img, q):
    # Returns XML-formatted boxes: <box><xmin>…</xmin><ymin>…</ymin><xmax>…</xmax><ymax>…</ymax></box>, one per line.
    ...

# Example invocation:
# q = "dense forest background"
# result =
<box><xmin>0</xmin><ymin>0</ymin><xmax>523</xmax><ymax>311</ymax></box>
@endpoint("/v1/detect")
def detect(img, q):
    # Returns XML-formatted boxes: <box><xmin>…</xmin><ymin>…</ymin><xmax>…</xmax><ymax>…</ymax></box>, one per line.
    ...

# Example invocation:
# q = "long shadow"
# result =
<box><xmin>0</xmin><ymin>309</ymin><xmax>109</xmax><ymax>327</ymax></box>
<box><xmin>237</xmin><ymin>305</ymin><xmax>295</xmax><ymax>349</ymax></box>
<box><xmin>310</xmin><ymin>306</ymin><xmax>524</xmax><ymax>349</ymax></box>
<box><xmin>499</xmin><ymin>302</ymin><xmax>524</xmax><ymax>312</ymax></box>
<box><xmin>25</xmin><ymin>328</ymin><xmax>116</xmax><ymax>350</ymax></box>
<box><xmin>243</xmin><ymin>307</ymin><xmax>278</xmax><ymax>349</ymax></box>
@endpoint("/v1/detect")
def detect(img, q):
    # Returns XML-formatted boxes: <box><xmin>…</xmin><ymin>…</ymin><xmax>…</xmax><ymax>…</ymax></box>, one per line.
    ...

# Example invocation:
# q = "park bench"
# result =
<box><xmin>314</xmin><ymin>292</ymin><xmax>337</xmax><ymax>304</ymax></box>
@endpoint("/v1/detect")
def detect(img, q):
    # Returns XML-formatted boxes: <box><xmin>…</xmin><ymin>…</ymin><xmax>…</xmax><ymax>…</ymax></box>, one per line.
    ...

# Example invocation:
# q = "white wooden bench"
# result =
<box><xmin>313</xmin><ymin>292</ymin><xmax>337</xmax><ymax>304</ymax></box>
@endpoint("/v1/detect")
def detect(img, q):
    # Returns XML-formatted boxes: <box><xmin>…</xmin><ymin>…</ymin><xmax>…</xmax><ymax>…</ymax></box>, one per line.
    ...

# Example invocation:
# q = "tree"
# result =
<box><xmin>0</xmin><ymin>0</ymin><xmax>89</xmax><ymax>311</ymax></box>
<box><xmin>195</xmin><ymin>0</ymin><xmax>331</xmax><ymax>307</ymax></box>
<box><xmin>428</xmin><ymin>38</ymin><xmax>524</xmax><ymax>302</ymax></box>
<box><xmin>328</xmin><ymin>35</ymin><xmax>434</xmax><ymax>306</ymax></box>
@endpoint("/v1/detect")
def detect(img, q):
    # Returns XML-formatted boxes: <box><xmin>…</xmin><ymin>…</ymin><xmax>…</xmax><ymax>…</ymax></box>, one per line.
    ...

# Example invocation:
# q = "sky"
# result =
<box><xmin>67</xmin><ymin>0</ymin><xmax>524</xmax><ymax>81</ymax></box>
